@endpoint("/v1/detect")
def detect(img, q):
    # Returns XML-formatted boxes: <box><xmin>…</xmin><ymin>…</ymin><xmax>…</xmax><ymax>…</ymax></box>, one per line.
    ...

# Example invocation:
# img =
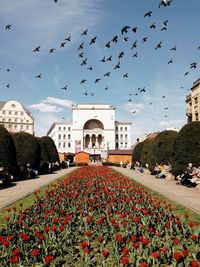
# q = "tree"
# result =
<box><xmin>148</xmin><ymin>130</ymin><xmax>178</xmax><ymax>173</ymax></box>
<box><xmin>171</xmin><ymin>122</ymin><xmax>200</xmax><ymax>176</ymax></box>
<box><xmin>132</xmin><ymin>142</ymin><xmax>144</xmax><ymax>163</ymax></box>
<box><xmin>12</xmin><ymin>132</ymin><xmax>41</xmax><ymax>171</ymax></box>
<box><xmin>0</xmin><ymin>125</ymin><xmax>18</xmax><ymax>177</ymax></box>
<box><xmin>140</xmin><ymin>138</ymin><xmax>155</xmax><ymax>166</ymax></box>
<box><xmin>37</xmin><ymin>137</ymin><xmax>50</xmax><ymax>174</ymax></box>
<box><xmin>41</xmin><ymin>136</ymin><xmax>59</xmax><ymax>164</ymax></box>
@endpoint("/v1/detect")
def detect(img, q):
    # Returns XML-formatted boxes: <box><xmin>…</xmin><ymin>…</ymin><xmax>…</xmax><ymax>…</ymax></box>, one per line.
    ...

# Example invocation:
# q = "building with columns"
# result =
<box><xmin>47</xmin><ymin>103</ymin><xmax>132</xmax><ymax>161</ymax></box>
<box><xmin>186</xmin><ymin>78</ymin><xmax>200</xmax><ymax>123</ymax></box>
<box><xmin>0</xmin><ymin>100</ymin><xmax>34</xmax><ymax>135</ymax></box>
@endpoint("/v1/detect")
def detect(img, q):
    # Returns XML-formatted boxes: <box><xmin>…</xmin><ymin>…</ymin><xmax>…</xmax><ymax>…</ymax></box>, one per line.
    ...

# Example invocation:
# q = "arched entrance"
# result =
<box><xmin>83</xmin><ymin>119</ymin><xmax>104</xmax><ymax>162</ymax></box>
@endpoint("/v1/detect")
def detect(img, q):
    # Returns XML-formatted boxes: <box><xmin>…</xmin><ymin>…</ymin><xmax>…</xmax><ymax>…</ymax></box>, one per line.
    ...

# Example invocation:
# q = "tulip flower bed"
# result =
<box><xmin>0</xmin><ymin>166</ymin><xmax>199</xmax><ymax>266</ymax></box>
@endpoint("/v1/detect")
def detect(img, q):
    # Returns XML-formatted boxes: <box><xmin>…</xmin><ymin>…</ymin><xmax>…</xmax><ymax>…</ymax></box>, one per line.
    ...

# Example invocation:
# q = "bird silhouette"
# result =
<box><xmin>132</xmin><ymin>111</ymin><xmax>136</xmax><ymax>114</ymax></box>
<box><xmin>77</xmin><ymin>42</ymin><xmax>84</xmax><ymax>50</ymax></box>
<box><xmin>162</xmin><ymin>95</ymin><xmax>166</xmax><ymax>98</ymax></box>
<box><xmin>164</xmin><ymin>107</ymin><xmax>169</xmax><ymax>110</ymax></box>
<box><xmin>131</xmin><ymin>41</ymin><xmax>137</xmax><ymax>49</ymax></box>
<box><xmin>150</xmin><ymin>23</ymin><xmax>156</xmax><ymax>29</ymax></box>
<box><xmin>128</xmin><ymin>98</ymin><xmax>132</xmax><ymax>102</ymax></box>
<box><xmin>104</xmin><ymin>86</ymin><xmax>109</xmax><ymax>90</ymax></box>
<box><xmin>65</xmin><ymin>36</ymin><xmax>71</xmax><ymax>42</ymax></box>
<box><xmin>132</xmin><ymin>27</ymin><xmax>137</xmax><ymax>33</ymax></box>
<box><xmin>144</xmin><ymin>10</ymin><xmax>152</xmax><ymax>17</ymax></box>
<box><xmin>123</xmin><ymin>37</ymin><xmax>129</xmax><ymax>42</ymax></box>
<box><xmin>80</xmin><ymin>58</ymin><xmax>87</xmax><ymax>66</ymax></box>
<box><xmin>95</xmin><ymin>78</ymin><xmax>101</xmax><ymax>83</ymax></box>
<box><xmin>80</xmin><ymin>79</ymin><xmax>87</xmax><ymax>84</ymax></box>
<box><xmin>78</xmin><ymin>52</ymin><xmax>84</xmax><ymax>58</ymax></box>
<box><xmin>190</xmin><ymin>62</ymin><xmax>197</xmax><ymax>69</ymax></box>
<box><xmin>155</xmin><ymin>41</ymin><xmax>162</xmax><ymax>50</ymax></box>
<box><xmin>168</xmin><ymin>58</ymin><xmax>173</xmax><ymax>64</ymax></box>
<box><xmin>104</xmin><ymin>72</ymin><xmax>111</xmax><ymax>77</ymax></box>
<box><xmin>5</xmin><ymin>24</ymin><xmax>12</xmax><ymax>30</ymax></box>
<box><xmin>105</xmin><ymin>41</ymin><xmax>111</xmax><ymax>48</ymax></box>
<box><xmin>33</xmin><ymin>46</ymin><xmax>40</xmax><ymax>52</ymax></box>
<box><xmin>163</xmin><ymin>20</ymin><xmax>169</xmax><ymax>26</ymax></box>
<box><xmin>159</xmin><ymin>0</ymin><xmax>172</xmax><ymax>8</ymax></box>
<box><xmin>35</xmin><ymin>74</ymin><xmax>42</xmax><ymax>78</ymax></box>
<box><xmin>161</xmin><ymin>26</ymin><xmax>167</xmax><ymax>31</ymax></box>
<box><xmin>106</xmin><ymin>56</ymin><xmax>112</xmax><ymax>61</ymax></box>
<box><xmin>6</xmin><ymin>83</ymin><xmax>10</xmax><ymax>88</ymax></box>
<box><xmin>81</xmin><ymin>29</ymin><xmax>88</xmax><ymax>36</ymax></box>
<box><xmin>89</xmin><ymin>36</ymin><xmax>97</xmax><ymax>45</ymax></box>
<box><xmin>100</xmin><ymin>56</ymin><xmax>106</xmax><ymax>63</ymax></box>
<box><xmin>170</xmin><ymin>46</ymin><xmax>176</xmax><ymax>51</ymax></box>
<box><xmin>142</xmin><ymin>37</ymin><xmax>148</xmax><ymax>43</ymax></box>
<box><xmin>87</xmin><ymin>66</ymin><xmax>93</xmax><ymax>70</ymax></box>
<box><xmin>49</xmin><ymin>48</ymin><xmax>55</xmax><ymax>54</ymax></box>
<box><xmin>61</xmin><ymin>85</ymin><xmax>68</xmax><ymax>90</ymax></box>
<box><xmin>114</xmin><ymin>61</ymin><xmax>120</xmax><ymax>69</ymax></box>
<box><xmin>121</xmin><ymin>26</ymin><xmax>130</xmax><ymax>35</ymax></box>
<box><xmin>90</xmin><ymin>92</ymin><xmax>94</xmax><ymax>96</ymax></box>
<box><xmin>60</xmin><ymin>42</ymin><xmax>66</xmax><ymax>48</ymax></box>
<box><xmin>123</xmin><ymin>73</ymin><xmax>128</xmax><ymax>78</ymax></box>
<box><xmin>132</xmin><ymin>52</ymin><xmax>138</xmax><ymax>58</ymax></box>
<box><xmin>111</xmin><ymin>35</ymin><xmax>118</xmax><ymax>43</ymax></box>
<box><xmin>184</xmin><ymin>71</ymin><xmax>189</xmax><ymax>76</ymax></box>
<box><xmin>140</xmin><ymin>87</ymin><xmax>146</xmax><ymax>92</ymax></box>
<box><xmin>84</xmin><ymin>91</ymin><xmax>88</xmax><ymax>95</ymax></box>
<box><xmin>118</xmin><ymin>51</ymin><xmax>124</xmax><ymax>59</ymax></box>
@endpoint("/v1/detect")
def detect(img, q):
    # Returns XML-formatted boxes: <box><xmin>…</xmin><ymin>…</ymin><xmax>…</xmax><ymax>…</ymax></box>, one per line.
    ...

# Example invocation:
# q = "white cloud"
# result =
<box><xmin>44</xmin><ymin>97</ymin><xmax>76</xmax><ymax>107</ymax></box>
<box><xmin>159</xmin><ymin>119</ymin><xmax>185</xmax><ymax>127</ymax></box>
<box><xmin>123</xmin><ymin>102</ymin><xmax>145</xmax><ymax>113</ymax></box>
<box><xmin>29</xmin><ymin>102</ymin><xmax>63</xmax><ymax>113</ymax></box>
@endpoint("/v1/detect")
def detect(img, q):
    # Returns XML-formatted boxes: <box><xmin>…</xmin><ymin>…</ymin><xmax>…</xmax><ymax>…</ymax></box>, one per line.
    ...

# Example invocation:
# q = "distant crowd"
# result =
<box><xmin>120</xmin><ymin>160</ymin><xmax>200</xmax><ymax>188</ymax></box>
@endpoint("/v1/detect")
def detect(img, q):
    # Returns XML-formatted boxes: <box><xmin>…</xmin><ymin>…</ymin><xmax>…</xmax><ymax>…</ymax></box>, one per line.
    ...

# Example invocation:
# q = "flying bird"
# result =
<box><xmin>60</xmin><ymin>42</ymin><xmax>66</xmax><ymax>48</ymax></box>
<box><xmin>65</xmin><ymin>36</ymin><xmax>71</xmax><ymax>42</ymax></box>
<box><xmin>35</xmin><ymin>74</ymin><xmax>42</xmax><ymax>78</ymax></box>
<box><xmin>106</xmin><ymin>56</ymin><xmax>112</xmax><ymax>61</ymax></box>
<box><xmin>95</xmin><ymin>78</ymin><xmax>101</xmax><ymax>83</ymax></box>
<box><xmin>61</xmin><ymin>85</ymin><xmax>68</xmax><ymax>90</ymax></box>
<box><xmin>49</xmin><ymin>48</ymin><xmax>55</xmax><ymax>54</ymax></box>
<box><xmin>144</xmin><ymin>10</ymin><xmax>152</xmax><ymax>17</ymax></box>
<box><xmin>131</xmin><ymin>41</ymin><xmax>137</xmax><ymax>49</ymax></box>
<box><xmin>118</xmin><ymin>51</ymin><xmax>124</xmax><ymax>59</ymax></box>
<box><xmin>142</xmin><ymin>37</ymin><xmax>148</xmax><ymax>43</ymax></box>
<box><xmin>163</xmin><ymin>20</ymin><xmax>169</xmax><ymax>26</ymax></box>
<box><xmin>79</xmin><ymin>52</ymin><xmax>84</xmax><ymax>58</ymax></box>
<box><xmin>155</xmin><ymin>41</ymin><xmax>162</xmax><ymax>50</ymax></box>
<box><xmin>161</xmin><ymin>26</ymin><xmax>167</xmax><ymax>31</ymax></box>
<box><xmin>184</xmin><ymin>71</ymin><xmax>189</xmax><ymax>76</ymax></box>
<box><xmin>123</xmin><ymin>73</ymin><xmax>128</xmax><ymax>78</ymax></box>
<box><xmin>111</xmin><ymin>35</ymin><xmax>118</xmax><ymax>43</ymax></box>
<box><xmin>150</xmin><ymin>23</ymin><xmax>156</xmax><ymax>29</ymax></box>
<box><xmin>104</xmin><ymin>72</ymin><xmax>111</xmax><ymax>77</ymax></box>
<box><xmin>6</xmin><ymin>83</ymin><xmax>10</xmax><ymax>88</ymax></box>
<box><xmin>168</xmin><ymin>58</ymin><xmax>173</xmax><ymax>64</ymax></box>
<box><xmin>132</xmin><ymin>27</ymin><xmax>137</xmax><ymax>33</ymax></box>
<box><xmin>104</xmin><ymin>86</ymin><xmax>109</xmax><ymax>90</ymax></box>
<box><xmin>190</xmin><ymin>62</ymin><xmax>197</xmax><ymax>69</ymax></box>
<box><xmin>132</xmin><ymin>52</ymin><xmax>138</xmax><ymax>58</ymax></box>
<box><xmin>80</xmin><ymin>58</ymin><xmax>87</xmax><ymax>66</ymax></box>
<box><xmin>114</xmin><ymin>61</ymin><xmax>120</xmax><ymax>69</ymax></box>
<box><xmin>170</xmin><ymin>46</ymin><xmax>176</xmax><ymax>51</ymax></box>
<box><xmin>80</xmin><ymin>79</ymin><xmax>87</xmax><ymax>84</ymax></box>
<box><xmin>121</xmin><ymin>26</ymin><xmax>130</xmax><ymax>35</ymax></box>
<box><xmin>159</xmin><ymin>0</ymin><xmax>173</xmax><ymax>8</ymax></box>
<box><xmin>77</xmin><ymin>42</ymin><xmax>84</xmax><ymax>50</ymax></box>
<box><xmin>123</xmin><ymin>37</ymin><xmax>129</xmax><ymax>42</ymax></box>
<box><xmin>100</xmin><ymin>56</ymin><xmax>106</xmax><ymax>63</ymax></box>
<box><xmin>84</xmin><ymin>91</ymin><xmax>88</xmax><ymax>96</ymax></box>
<box><xmin>33</xmin><ymin>46</ymin><xmax>40</xmax><ymax>52</ymax></box>
<box><xmin>87</xmin><ymin>66</ymin><xmax>93</xmax><ymax>70</ymax></box>
<box><xmin>5</xmin><ymin>24</ymin><xmax>12</xmax><ymax>30</ymax></box>
<box><xmin>81</xmin><ymin>29</ymin><xmax>88</xmax><ymax>36</ymax></box>
<box><xmin>105</xmin><ymin>42</ymin><xmax>111</xmax><ymax>48</ymax></box>
<box><xmin>89</xmin><ymin>36</ymin><xmax>97</xmax><ymax>45</ymax></box>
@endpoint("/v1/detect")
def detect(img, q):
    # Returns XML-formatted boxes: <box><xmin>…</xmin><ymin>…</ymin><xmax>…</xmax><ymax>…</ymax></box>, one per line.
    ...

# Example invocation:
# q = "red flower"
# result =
<box><xmin>152</xmin><ymin>251</ymin><xmax>159</xmax><ymax>259</ymax></box>
<box><xmin>9</xmin><ymin>256</ymin><xmax>19</xmax><ymax>264</ymax></box>
<box><xmin>121</xmin><ymin>255</ymin><xmax>129</xmax><ymax>265</ymax></box>
<box><xmin>12</xmin><ymin>248</ymin><xmax>21</xmax><ymax>256</ymax></box>
<box><xmin>140</xmin><ymin>262</ymin><xmax>147</xmax><ymax>267</ymax></box>
<box><xmin>45</xmin><ymin>255</ymin><xmax>54</xmax><ymax>265</ymax></box>
<box><xmin>81</xmin><ymin>241</ymin><xmax>88</xmax><ymax>248</ymax></box>
<box><xmin>32</xmin><ymin>249</ymin><xmax>40</xmax><ymax>257</ymax></box>
<box><xmin>85</xmin><ymin>249</ymin><xmax>90</xmax><ymax>254</ymax></box>
<box><xmin>184</xmin><ymin>214</ymin><xmax>189</xmax><ymax>219</ymax></box>
<box><xmin>5</xmin><ymin>216</ymin><xmax>10</xmax><ymax>222</ymax></box>
<box><xmin>116</xmin><ymin>232</ymin><xmax>123</xmax><ymax>243</ymax></box>
<box><xmin>51</xmin><ymin>225</ymin><xmax>57</xmax><ymax>231</ymax></box>
<box><xmin>183</xmin><ymin>249</ymin><xmax>189</xmax><ymax>257</ymax></box>
<box><xmin>173</xmin><ymin>238</ymin><xmax>179</xmax><ymax>245</ymax></box>
<box><xmin>122</xmin><ymin>247</ymin><xmax>129</xmax><ymax>255</ymax></box>
<box><xmin>190</xmin><ymin>260</ymin><xmax>199</xmax><ymax>267</ymax></box>
<box><xmin>85</xmin><ymin>231</ymin><xmax>92</xmax><ymax>237</ymax></box>
<box><xmin>191</xmin><ymin>234</ymin><xmax>197</xmax><ymax>241</ymax></box>
<box><xmin>161</xmin><ymin>247</ymin><xmax>167</xmax><ymax>253</ymax></box>
<box><xmin>59</xmin><ymin>225</ymin><xmax>64</xmax><ymax>232</ymax></box>
<box><xmin>174</xmin><ymin>252</ymin><xmax>183</xmax><ymax>261</ymax></box>
<box><xmin>102</xmin><ymin>249</ymin><xmax>109</xmax><ymax>258</ymax></box>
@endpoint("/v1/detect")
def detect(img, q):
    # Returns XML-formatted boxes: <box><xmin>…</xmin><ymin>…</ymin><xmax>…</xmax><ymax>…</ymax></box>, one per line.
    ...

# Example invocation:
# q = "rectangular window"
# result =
<box><xmin>63</xmin><ymin>134</ymin><xmax>66</xmax><ymax>139</ymax></box>
<box><xmin>63</xmin><ymin>142</ymin><xmax>66</xmax><ymax>148</ymax></box>
<box><xmin>63</xmin><ymin>127</ymin><xmax>66</xmax><ymax>131</ymax></box>
<box><xmin>58</xmin><ymin>143</ymin><xmax>61</xmax><ymax>148</ymax></box>
<box><xmin>125</xmin><ymin>127</ymin><xmax>127</xmax><ymax>131</ymax></box>
<box><xmin>58</xmin><ymin>134</ymin><xmax>61</xmax><ymax>139</ymax></box>
<box><xmin>195</xmin><ymin>113</ymin><xmax>198</xmax><ymax>121</ymax></box>
<box><xmin>68</xmin><ymin>143</ymin><xmax>71</xmax><ymax>147</ymax></box>
<box><xmin>2</xmin><ymin>111</ymin><xmax>5</xmax><ymax>114</ymax></box>
<box><xmin>59</xmin><ymin>127</ymin><xmax>61</xmax><ymax>130</ymax></box>
<box><xmin>116</xmin><ymin>126</ymin><xmax>118</xmax><ymax>131</ymax></box>
<box><xmin>9</xmin><ymin>111</ymin><xmax>12</xmax><ymax>115</ymax></box>
<box><xmin>120</xmin><ymin>127</ymin><xmax>123</xmax><ymax>131</ymax></box>
<box><xmin>116</xmin><ymin>134</ymin><xmax>118</xmax><ymax>139</ymax></box>
<box><xmin>68</xmin><ymin>127</ymin><xmax>71</xmax><ymax>131</ymax></box>
<box><xmin>26</xmin><ymin>125</ymin><xmax>29</xmax><ymax>130</ymax></box>
<box><xmin>68</xmin><ymin>134</ymin><xmax>71</xmax><ymax>139</ymax></box>
<box><xmin>120</xmin><ymin>134</ymin><xmax>123</xmax><ymax>139</ymax></box>
<box><xmin>15</xmin><ymin>111</ymin><xmax>18</xmax><ymax>115</ymax></box>
<box><xmin>194</xmin><ymin>97</ymin><xmax>198</xmax><ymax>104</ymax></box>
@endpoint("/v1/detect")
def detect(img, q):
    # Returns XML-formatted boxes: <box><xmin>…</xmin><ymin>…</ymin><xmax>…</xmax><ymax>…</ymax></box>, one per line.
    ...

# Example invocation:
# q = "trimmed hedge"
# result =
<box><xmin>41</xmin><ymin>136</ymin><xmax>60</xmax><ymax>164</ymax></box>
<box><xmin>148</xmin><ymin>130</ymin><xmax>178</xmax><ymax>173</ymax></box>
<box><xmin>132</xmin><ymin>141</ymin><xmax>144</xmax><ymax>163</ymax></box>
<box><xmin>0</xmin><ymin>125</ymin><xmax>18</xmax><ymax>176</ymax></box>
<box><xmin>12</xmin><ymin>132</ymin><xmax>41</xmax><ymax>170</ymax></box>
<box><xmin>140</xmin><ymin>138</ymin><xmax>155</xmax><ymax>166</ymax></box>
<box><xmin>171</xmin><ymin>122</ymin><xmax>200</xmax><ymax>176</ymax></box>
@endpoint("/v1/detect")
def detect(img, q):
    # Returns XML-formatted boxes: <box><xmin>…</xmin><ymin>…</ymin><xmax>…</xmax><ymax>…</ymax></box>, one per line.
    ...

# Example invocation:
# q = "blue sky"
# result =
<box><xmin>0</xmin><ymin>0</ymin><xmax>200</xmax><ymax>143</ymax></box>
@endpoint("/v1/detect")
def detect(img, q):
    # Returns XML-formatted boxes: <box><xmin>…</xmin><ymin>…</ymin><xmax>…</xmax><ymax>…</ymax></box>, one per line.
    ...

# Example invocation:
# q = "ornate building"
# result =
<box><xmin>47</xmin><ymin>103</ymin><xmax>132</xmax><ymax>160</ymax></box>
<box><xmin>186</xmin><ymin>78</ymin><xmax>200</xmax><ymax>123</ymax></box>
<box><xmin>0</xmin><ymin>100</ymin><xmax>34</xmax><ymax>135</ymax></box>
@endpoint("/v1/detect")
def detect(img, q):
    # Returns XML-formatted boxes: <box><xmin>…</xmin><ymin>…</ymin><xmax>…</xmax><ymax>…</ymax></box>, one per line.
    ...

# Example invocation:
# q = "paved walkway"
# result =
<box><xmin>0</xmin><ymin>167</ymin><xmax>78</xmax><ymax>209</ymax></box>
<box><xmin>111</xmin><ymin>167</ymin><xmax>200</xmax><ymax>215</ymax></box>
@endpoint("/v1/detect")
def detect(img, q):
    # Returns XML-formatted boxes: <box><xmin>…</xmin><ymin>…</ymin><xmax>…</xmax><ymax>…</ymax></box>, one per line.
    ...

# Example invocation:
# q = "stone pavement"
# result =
<box><xmin>111</xmin><ymin>166</ymin><xmax>200</xmax><ymax>215</ymax></box>
<box><xmin>0</xmin><ymin>167</ymin><xmax>78</xmax><ymax>209</ymax></box>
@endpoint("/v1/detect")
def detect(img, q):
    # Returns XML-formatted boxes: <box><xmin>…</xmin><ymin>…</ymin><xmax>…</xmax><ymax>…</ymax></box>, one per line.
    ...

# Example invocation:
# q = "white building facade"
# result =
<box><xmin>0</xmin><ymin>100</ymin><xmax>34</xmax><ymax>135</ymax></box>
<box><xmin>47</xmin><ymin>103</ymin><xmax>132</xmax><ymax>159</ymax></box>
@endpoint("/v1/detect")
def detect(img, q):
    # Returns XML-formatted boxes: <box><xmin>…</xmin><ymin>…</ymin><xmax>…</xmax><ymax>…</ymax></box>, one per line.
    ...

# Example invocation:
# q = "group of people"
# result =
<box><xmin>176</xmin><ymin>163</ymin><xmax>200</xmax><ymax>188</ymax></box>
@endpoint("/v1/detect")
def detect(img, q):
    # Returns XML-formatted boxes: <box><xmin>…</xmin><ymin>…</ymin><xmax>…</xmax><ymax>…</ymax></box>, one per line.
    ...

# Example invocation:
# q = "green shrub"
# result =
<box><xmin>132</xmin><ymin>142</ymin><xmax>144</xmax><ymax>163</ymax></box>
<box><xmin>41</xmin><ymin>136</ymin><xmax>60</xmax><ymax>164</ymax></box>
<box><xmin>12</xmin><ymin>132</ymin><xmax>41</xmax><ymax>170</ymax></box>
<box><xmin>140</xmin><ymin>138</ymin><xmax>155</xmax><ymax>166</ymax></box>
<box><xmin>0</xmin><ymin>125</ymin><xmax>19</xmax><ymax>176</ymax></box>
<box><xmin>171</xmin><ymin>122</ymin><xmax>200</xmax><ymax>176</ymax></box>
<box><xmin>148</xmin><ymin>130</ymin><xmax>178</xmax><ymax>173</ymax></box>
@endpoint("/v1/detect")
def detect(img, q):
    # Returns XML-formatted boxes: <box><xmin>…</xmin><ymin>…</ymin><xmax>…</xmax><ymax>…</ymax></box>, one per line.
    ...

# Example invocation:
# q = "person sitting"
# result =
<box><xmin>156</xmin><ymin>163</ymin><xmax>166</xmax><ymax>179</ymax></box>
<box><xmin>179</xmin><ymin>163</ymin><xmax>195</xmax><ymax>187</ymax></box>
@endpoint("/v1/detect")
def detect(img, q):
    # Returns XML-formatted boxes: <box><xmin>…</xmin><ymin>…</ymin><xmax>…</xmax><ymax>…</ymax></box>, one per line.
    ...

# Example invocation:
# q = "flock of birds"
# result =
<box><xmin>1</xmin><ymin>0</ymin><xmax>200</xmax><ymax>119</ymax></box>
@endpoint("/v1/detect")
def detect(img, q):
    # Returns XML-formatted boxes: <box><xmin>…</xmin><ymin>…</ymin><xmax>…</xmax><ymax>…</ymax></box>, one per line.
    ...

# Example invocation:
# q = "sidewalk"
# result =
<box><xmin>0</xmin><ymin>167</ymin><xmax>78</xmax><ymax>209</ymax></box>
<box><xmin>111</xmin><ymin>166</ymin><xmax>200</xmax><ymax>215</ymax></box>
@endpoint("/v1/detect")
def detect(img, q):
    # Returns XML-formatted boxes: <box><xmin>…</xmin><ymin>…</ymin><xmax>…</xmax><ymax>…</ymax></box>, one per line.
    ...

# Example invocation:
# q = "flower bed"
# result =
<box><xmin>0</xmin><ymin>166</ymin><xmax>199</xmax><ymax>266</ymax></box>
